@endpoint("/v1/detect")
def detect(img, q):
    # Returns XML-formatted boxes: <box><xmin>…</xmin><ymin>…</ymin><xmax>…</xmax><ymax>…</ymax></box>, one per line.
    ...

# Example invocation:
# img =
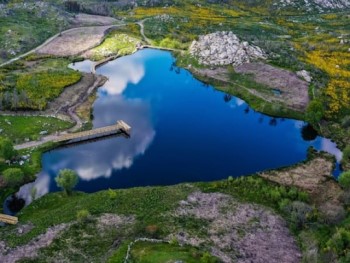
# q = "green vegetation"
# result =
<box><xmin>305</xmin><ymin>99</ymin><xmax>324</xmax><ymax>127</ymax></box>
<box><xmin>0</xmin><ymin>167</ymin><xmax>348</xmax><ymax>262</ymax></box>
<box><xmin>76</xmin><ymin>209</ymin><xmax>91</xmax><ymax>223</ymax></box>
<box><xmin>0</xmin><ymin>136</ymin><xmax>16</xmax><ymax>161</ymax></box>
<box><xmin>55</xmin><ymin>169</ymin><xmax>79</xmax><ymax>195</ymax></box>
<box><xmin>157</xmin><ymin>38</ymin><xmax>188</xmax><ymax>50</ymax></box>
<box><xmin>0</xmin><ymin>57</ymin><xmax>82</xmax><ymax>111</ymax></box>
<box><xmin>341</xmin><ymin>146</ymin><xmax>350</xmax><ymax>168</ymax></box>
<box><xmin>15</xmin><ymin>71</ymin><xmax>81</xmax><ymax>110</ymax></box>
<box><xmin>89</xmin><ymin>32</ymin><xmax>141</xmax><ymax>61</ymax></box>
<box><xmin>0</xmin><ymin>116</ymin><xmax>73</xmax><ymax>144</ymax></box>
<box><xmin>339</xmin><ymin>171</ymin><xmax>350</xmax><ymax>190</ymax></box>
<box><xmin>326</xmin><ymin>228</ymin><xmax>350</xmax><ymax>260</ymax></box>
<box><xmin>2</xmin><ymin>167</ymin><xmax>24</xmax><ymax>187</ymax></box>
<box><xmin>0</xmin><ymin>3</ymin><xmax>69</xmax><ymax>64</ymax></box>
<box><xmin>0</xmin><ymin>142</ymin><xmax>58</xmax><ymax>213</ymax></box>
<box><xmin>125</xmin><ymin>242</ymin><xmax>218</xmax><ymax>263</ymax></box>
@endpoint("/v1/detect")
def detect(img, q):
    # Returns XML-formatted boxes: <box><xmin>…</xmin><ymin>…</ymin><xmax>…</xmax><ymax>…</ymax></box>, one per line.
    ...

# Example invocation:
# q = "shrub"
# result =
<box><xmin>283</xmin><ymin>201</ymin><xmax>314</xmax><ymax>230</ymax></box>
<box><xmin>341</xmin><ymin>146</ymin><xmax>350</xmax><ymax>167</ymax></box>
<box><xmin>0</xmin><ymin>136</ymin><xmax>16</xmax><ymax>161</ymax></box>
<box><xmin>2</xmin><ymin>168</ymin><xmax>24</xmax><ymax>187</ymax></box>
<box><xmin>305</xmin><ymin>99</ymin><xmax>324</xmax><ymax>126</ymax></box>
<box><xmin>145</xmin><ymin>225</ymin><xmax>159</xmax><ymax>237</ymax></box>
<box><xmin>339</xmin><ymin>171</ymin><xmax>350</xmax><ymax>190</ymax></box>
<box><xmin>108</xmin><ymin>188</ymin><xmax>117</xmax><ymax>200</ymax></box>
<box><xmin>30</xmin><ymin>187</ymin><xmax>37</xmax><ymax>201</ymax></box>
<box><xmin>76</xmin><ymin>209</ymin><xmax>90</xmax><ymax>223</ymax></box>
<box><xmin>269</xmin><ymin>188</ymin><xmax>282</xmax><ymax>201</ymax></box>
<box><xmin>200</xmin><ymin>251</ymin><xmax>216</xmax><ymax>263</ymax></box>
<box><xmin>278</xmin><ymin>198</ymin><xmax>291</xmax><ymax>211</ymax></box>
<box><xmin>287</xmin><ymin>187</ymin><xmax>299</xmax><ymax>200</ymax></box>
<box><xmin>326</xmin><ymin>228</ymin><xmax>350</xmax><ymax>259</ymax></box>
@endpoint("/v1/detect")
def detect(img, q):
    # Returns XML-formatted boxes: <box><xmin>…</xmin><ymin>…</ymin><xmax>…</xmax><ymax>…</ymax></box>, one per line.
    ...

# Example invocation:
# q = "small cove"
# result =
<box><xmin>5</xmin><ymin>49</ymin><xmax>342</xmax><ymax>214</ymax></box>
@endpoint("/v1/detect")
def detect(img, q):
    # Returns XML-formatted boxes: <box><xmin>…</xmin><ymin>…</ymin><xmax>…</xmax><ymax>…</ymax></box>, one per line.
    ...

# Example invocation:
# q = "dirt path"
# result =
<box><xmin>137</xmin><ymin>19</ymin><xmax>152</xmax><ymax>45</ymax></box>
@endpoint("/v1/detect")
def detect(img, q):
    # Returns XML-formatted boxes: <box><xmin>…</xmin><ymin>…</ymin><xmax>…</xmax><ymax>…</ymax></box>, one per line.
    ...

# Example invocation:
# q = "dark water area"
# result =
<box><xmin>6</xmin><ymin>49</ymin><xmax>342</xmax><ymax>212</ymax></box>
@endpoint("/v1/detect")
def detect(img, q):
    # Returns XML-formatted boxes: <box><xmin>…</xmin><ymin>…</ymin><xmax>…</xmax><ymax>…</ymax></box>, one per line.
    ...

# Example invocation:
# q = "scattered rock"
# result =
<box><xmin>297</xmin><ymin>69</ymin><xmax>312</xmax><ymax>82</ymax></box>
<box><xmin>0</xmin><ymin>223</ymin><xmax>69</xmax><ymax>263</ymax></box>
<box><xmin>189</xmin><ymin>31</ymin><xmax>266</xmax><ymax>66</ymax></box>
<box><xmin>174</xmin><ymin>192</ymin><xmax>301</xmax><ymax>263</ymax></box>
<box><xmin>97</xmin><ymin>213</ymin><xmax>134</xmax><ymax>230</ymax></box>
<box><xmin>17</xmin><ymin>223</ymin><xmax>34</xmax><ymax>236</ymax></box>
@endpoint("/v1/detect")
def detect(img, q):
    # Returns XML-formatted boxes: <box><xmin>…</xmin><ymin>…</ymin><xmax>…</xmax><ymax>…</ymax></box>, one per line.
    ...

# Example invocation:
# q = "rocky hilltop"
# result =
<box><xmin>277</xmin><ymin>0</ymin><xmax>350</xmax><ymax>10</ymax></box>
<box><xmin>189</xmin><ymin>31</ymin><xmax>267</xmax><ymax>67</ymax></box>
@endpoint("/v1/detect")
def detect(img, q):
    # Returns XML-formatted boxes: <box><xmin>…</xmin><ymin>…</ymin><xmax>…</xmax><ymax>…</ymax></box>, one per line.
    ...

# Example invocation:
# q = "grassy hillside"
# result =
<box><xmin>0</xmin><ymin>154</ymin><xmax>349</xmax><ymax>262</ymax></box>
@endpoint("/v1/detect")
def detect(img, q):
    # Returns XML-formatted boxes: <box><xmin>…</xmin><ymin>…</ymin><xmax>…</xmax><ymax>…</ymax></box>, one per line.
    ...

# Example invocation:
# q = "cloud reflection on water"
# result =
<box><xmin>16</xmin><ymin>53</ymin><xmax>155</xmax><ymax>204</ymax></box>
<box><xmin>99</xmin><ymin>58</ymin><xmax>145</xmax><ymax>95</ymax></box>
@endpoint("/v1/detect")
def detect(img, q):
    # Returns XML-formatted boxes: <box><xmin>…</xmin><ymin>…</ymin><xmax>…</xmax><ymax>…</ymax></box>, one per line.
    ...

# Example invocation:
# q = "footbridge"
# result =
<box><xmin>54</xmin><ymin>120</ymin><xmax>131</xmax><ymax>144</ymax></box>
<box><xmin>0</xmin><ymin>214</ymin><xmax>18</xmax><ymax>225</ymax></box>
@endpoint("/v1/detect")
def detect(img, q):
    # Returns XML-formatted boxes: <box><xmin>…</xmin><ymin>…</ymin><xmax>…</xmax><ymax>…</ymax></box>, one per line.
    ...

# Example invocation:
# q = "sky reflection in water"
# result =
<box><xmin>15</xmin><ymin>49</ymin><xmax>342</xmax><ymax>206</ymax></box>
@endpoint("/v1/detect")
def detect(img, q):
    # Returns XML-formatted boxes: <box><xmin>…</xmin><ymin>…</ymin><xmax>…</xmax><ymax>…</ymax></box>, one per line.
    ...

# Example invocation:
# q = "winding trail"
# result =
<box><xmin>136</xmin><ymin>19</ymin><xmax>152</xmax><ymax>45</ymax></box>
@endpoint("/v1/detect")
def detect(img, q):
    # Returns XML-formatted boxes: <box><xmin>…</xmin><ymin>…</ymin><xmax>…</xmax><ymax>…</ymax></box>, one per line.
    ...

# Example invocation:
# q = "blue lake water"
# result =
<box><xmin>9</xmin><ymin>49</ymin><xmax>342</xmax><ymax>211</ymax></box>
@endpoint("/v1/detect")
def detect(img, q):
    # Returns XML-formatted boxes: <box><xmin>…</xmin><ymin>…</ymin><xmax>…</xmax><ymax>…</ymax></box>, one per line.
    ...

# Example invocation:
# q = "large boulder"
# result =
<box><xmin>189</xmin><ymin>31</ymin><xmax>267</xmax><ymax>66</ymax></box>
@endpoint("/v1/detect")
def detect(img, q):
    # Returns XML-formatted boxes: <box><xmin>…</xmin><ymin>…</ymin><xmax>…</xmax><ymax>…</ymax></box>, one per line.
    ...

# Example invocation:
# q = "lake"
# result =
<box><xmin>5</xmin><ymin>49</ymin><xmax>342</xmax><ymax>214</ymax></box>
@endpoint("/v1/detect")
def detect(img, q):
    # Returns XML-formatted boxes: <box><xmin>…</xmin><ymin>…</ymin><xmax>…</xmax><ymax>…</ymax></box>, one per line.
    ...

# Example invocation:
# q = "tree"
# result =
<box><xmin>305</xmin><ymin>99</ymin><xmax>324</xmax><ymax>126</ymax></box>
<box><xmin>0</xmin><ymin>136</ymin><xmax>17</xmax><ymax>162</ymax></box>
<box><xmin>55</xmin><ymin>169</ymin><xmax>79</xmax><ymax>195</ymax></box>
<box><xmin>339</xmin><ymin>171</ymin><xmax>350</xmax><ymax>190</ymax></box>
<box><xmin>2</xmin><ymin>168</ymin><xmax>24</xmax><ymax>187</ymax></box>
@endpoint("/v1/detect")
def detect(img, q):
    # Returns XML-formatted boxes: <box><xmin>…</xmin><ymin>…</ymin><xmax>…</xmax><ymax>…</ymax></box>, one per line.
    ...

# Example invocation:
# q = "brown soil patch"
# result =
<box><xmin>69</xmin><ymin>14</ymin><xmax>118</xmax><ymax>26</ymax></box>
<box><xmin>191</xmin><ymin>62</ymin><xmax>309</xmax><ymax>112</ymax></box>
<box><xmin>235</xmin><ymin>63</ymin><xmax>309</xmax><ymax>111</ymax></box>
<box><xmin>36</xmin><ymin>26</ymin><xmax>115</xmax><ymax>57</ymax></box>
<box><xmin>260</xmin><ymin>157</ymin><xmax>344</xmax><ymax>222</ymax></box>
<box><xmin>174</xmin><ymin>192</ymin><xmax>301</xmax><ymax>263</ymax></box>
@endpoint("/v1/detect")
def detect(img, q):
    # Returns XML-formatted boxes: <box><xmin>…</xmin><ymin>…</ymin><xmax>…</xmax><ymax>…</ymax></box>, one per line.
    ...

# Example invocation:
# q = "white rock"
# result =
<box><xmin>297</xmin><ymin>70</ymin><xmax>312</xmax><ymax>82</ymax></box>
<box><xmin>190</xmin><ymin>31</ymin><xmax>266</xmax><ymax>67</ymax></box>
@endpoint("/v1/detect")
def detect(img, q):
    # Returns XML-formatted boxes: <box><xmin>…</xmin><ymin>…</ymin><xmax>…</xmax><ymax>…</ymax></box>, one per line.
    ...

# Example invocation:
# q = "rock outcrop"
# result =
<box><xmin>189</xmin><ymin>31</ymin><xmax>267</xmax><ymax>66</ymax></box>
<box><xmin>278</xmin><ymin>0</ymin><xmax>350</xmax><ymax>11</ymax></box>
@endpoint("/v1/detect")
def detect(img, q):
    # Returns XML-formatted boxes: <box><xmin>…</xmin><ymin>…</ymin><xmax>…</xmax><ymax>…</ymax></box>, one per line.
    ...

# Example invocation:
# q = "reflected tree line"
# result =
<box><xmin>168</xmin><ymin>62</ymin><xmax>320</xmax><ymax>143</ymax></box>
<box><xmin>222</xmin><ymin>92</ymin><xmax>318</xmax><ymax>141</ymax></box>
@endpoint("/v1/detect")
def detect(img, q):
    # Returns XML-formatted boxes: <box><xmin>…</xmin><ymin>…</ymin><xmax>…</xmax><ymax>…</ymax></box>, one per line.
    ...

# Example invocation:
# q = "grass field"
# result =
<box><xmin>0</xmin><ymin>116</ymin><xmax>72</xmax><ymax>143</ymax></box>
<box><xmin>89</xmin><ymin>31</ymin><xmax>141</xmax><ymax>61</ymax></box>
<box><xmin>126</xmin><ymin>242</ymin><xmax>218</xmax><ymax>263</ymax></box>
